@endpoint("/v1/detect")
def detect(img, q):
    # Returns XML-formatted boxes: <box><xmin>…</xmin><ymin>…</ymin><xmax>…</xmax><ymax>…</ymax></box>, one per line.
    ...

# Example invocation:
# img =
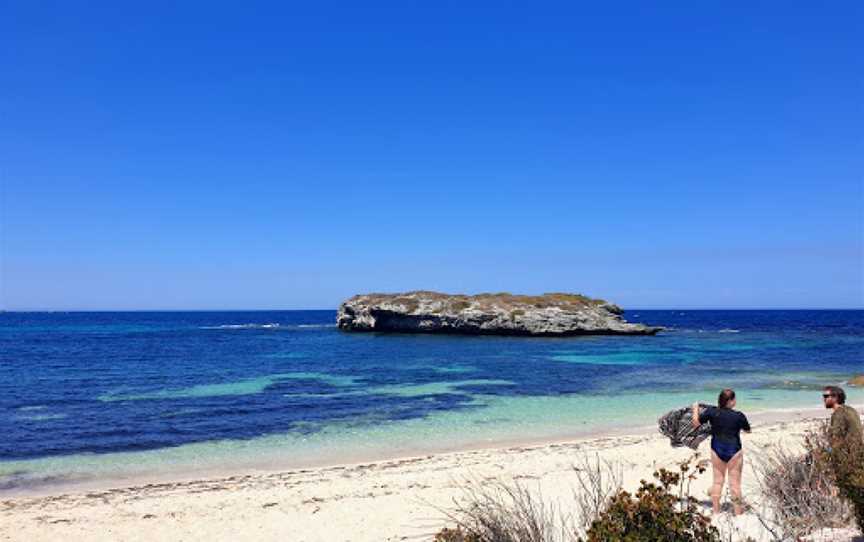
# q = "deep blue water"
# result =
<box><xmin>1</xmin><ymin>310</ymin><xmax>862</xmax><ymax>468</ymax></box>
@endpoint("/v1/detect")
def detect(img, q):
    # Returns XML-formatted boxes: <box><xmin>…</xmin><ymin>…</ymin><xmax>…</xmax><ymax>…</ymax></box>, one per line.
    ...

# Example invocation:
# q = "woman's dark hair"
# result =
<box><xmin>824</xmin><ymin>385</ymin><xmax>846</xmax><ymax>405</ymax></box>
<box><xmin>718</xmin><ymin>388</ymin><xmax>736</xmax><ymax>409</ymax></box>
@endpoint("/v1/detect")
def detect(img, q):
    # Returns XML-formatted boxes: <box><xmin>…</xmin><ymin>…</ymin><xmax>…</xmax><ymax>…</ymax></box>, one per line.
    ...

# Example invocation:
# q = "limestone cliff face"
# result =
<box><xmin>337</xmin><ymin>291</ymin><xmax>662</xmax><ymax>336</ymax></box>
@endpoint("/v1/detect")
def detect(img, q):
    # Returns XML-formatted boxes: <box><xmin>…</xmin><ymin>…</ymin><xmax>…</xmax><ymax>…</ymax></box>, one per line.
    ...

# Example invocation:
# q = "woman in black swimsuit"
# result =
<box><xmin>691</xmin><ymin>388</ymin><xmax>751</xmax><ymax>515</ymax></box>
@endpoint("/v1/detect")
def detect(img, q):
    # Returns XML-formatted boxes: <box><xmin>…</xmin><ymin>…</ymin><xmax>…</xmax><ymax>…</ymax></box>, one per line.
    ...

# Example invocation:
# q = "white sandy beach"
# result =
<box><xmin>2</xmin><ymin>405</ymin><xmax>863</xmax><ymax>542</ymax></box>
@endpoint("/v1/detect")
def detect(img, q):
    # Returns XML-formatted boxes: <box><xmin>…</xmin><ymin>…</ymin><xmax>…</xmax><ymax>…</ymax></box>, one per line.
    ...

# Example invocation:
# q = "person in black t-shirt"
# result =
<box><xmin>691</xmin><ymin>388</ymin><xmax>751</xmax><ymax>515</ymax></box>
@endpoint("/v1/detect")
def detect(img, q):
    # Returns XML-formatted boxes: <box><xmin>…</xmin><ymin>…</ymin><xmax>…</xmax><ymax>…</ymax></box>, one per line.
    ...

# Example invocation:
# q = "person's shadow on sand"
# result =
<box><xmin>697</xmin><ymin>498</ymin><xmax>744</xmax><ymax>514</ymax></box>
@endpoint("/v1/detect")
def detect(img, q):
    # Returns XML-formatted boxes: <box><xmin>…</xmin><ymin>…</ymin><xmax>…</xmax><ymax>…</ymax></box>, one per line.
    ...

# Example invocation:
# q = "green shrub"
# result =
<box><xmin>584</xmin><ymin>458</ymin><xmax>719</xmax><ymax>542</ymax></box>
<box><xmin>434</xmin><ymin>455</ymin><xmax>716</xmax><ymax>542</ymax></box>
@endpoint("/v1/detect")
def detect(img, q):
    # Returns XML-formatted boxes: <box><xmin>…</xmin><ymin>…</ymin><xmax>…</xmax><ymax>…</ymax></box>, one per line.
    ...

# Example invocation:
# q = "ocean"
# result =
<box><xmin>1</xmin><ymin>309</ymin><xmax>862</xmax><ymax>495</ymax></box>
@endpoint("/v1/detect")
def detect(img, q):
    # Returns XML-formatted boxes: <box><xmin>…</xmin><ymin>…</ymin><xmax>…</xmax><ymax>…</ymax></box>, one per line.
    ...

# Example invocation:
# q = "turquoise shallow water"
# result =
<box><xmin>3</xmin><ymin>387</ymin><xmax>862</xmax><ymax>496</ymax></box>
<box><xmin>1</xmin><ymin>310</ymin><xmax>862</xmax><ymax>494</ymax></box>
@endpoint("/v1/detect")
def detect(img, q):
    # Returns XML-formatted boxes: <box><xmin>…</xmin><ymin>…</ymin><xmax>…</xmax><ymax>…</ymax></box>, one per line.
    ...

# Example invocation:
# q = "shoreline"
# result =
<box><xmin>2</xmin><ymin>402</ymin><xmax>855</xmax><ymax>501</ymax></box>
<box><xmin>3</xmin><ymin>412</ymin><xmax>860</xmax><ymax>541</ymax></box>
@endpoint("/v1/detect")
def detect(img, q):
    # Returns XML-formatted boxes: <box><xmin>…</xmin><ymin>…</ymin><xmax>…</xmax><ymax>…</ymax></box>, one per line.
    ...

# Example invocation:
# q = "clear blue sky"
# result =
<box><xmin>2</xmin><ymin>2</ymin><xmax>862</xmax><ymax>310</ymax></box>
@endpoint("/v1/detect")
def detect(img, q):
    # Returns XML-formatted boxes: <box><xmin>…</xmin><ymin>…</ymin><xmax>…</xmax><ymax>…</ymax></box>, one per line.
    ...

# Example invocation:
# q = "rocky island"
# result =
<box><xmin>337</xmin><ymin>291</ymin><xmax>662</xmax><ymax>336</ymax></box>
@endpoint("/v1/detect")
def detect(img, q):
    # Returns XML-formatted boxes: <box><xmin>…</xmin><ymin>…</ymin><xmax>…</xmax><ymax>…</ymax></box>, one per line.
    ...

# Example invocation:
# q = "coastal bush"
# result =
<box><xmin>433</xmin><ymin>527</ymin><xmax>481</xmax><ymax>542</ymax></box>
<box><xmin>751</xmin><ymin>421</ymin><xmax>853</xmax><ymax>539</ymax></box>
<box><xmin>843</xmin><ymin>486</ymin><xmax>864</xmax><ymax>533</ymax></box>
<box><xmin>583</xmin><ymin>456</ymin><xmax>720</xmax><ymax>542</ymax></box>
<box><xmin>828</xmin><ymin>428</ymin><xmax>864</xmax><ymax>532</ymax></box>
<box><xmin>434</xmin><ymin>455</ymin><xmax>718</xmax><ymax>542</ymax></box>
<box><xmin>434</xmin><ymin>478</ymin><xmax>571</xmax><ymax>542</ymax></box>
<box><xmin>570</xmin><ymin>454</ymin><xmax>623</xmax><ymax>536</ymax></box>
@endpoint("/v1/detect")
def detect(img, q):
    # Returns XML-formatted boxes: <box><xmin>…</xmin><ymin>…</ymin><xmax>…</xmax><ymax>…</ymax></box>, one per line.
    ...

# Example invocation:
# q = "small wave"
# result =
<box><xmin>16</xmin><ymin>413</ymin><xmax>68</xmax><ymax>422</ymax></box>
<box><xmin>0</xmin><ymin>470</ymin><xmax>87</xmax><ymax>492</ymax></box>
<box><xmin>17</xmin><ymin>405</ymin><xmax>48</xmax><ymax>412</ymax></box>
<box><xmin>201</xmin><ymin>323</ymin><xmax>282</xmax><ymax>330</ymax></box>
<box><xmin>200</xmin><ymin>323</ymin><xmax>333</xmax><ymax>330</ymax></box>
<box><xmin>159</xmin><ymin>408</ymin><xmax>207</xmax><ymax>419</ymax></box>
<box><xmin>718</xmin><ymin>329</ymin><xmax>740</xmax><ymax>333</ymax></box>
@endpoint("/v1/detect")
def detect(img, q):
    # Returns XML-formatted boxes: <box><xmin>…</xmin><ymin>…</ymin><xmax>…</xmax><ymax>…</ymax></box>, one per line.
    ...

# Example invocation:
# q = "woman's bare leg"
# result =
<box><xmin>727</xmin><ymin>451</ymin><xmax>745</xmax><ymax>515</ymax></box>
<box><xmin>710</xmin><ymin>450</ymin><xmax>728</xmax><ymax>514</ymax></box>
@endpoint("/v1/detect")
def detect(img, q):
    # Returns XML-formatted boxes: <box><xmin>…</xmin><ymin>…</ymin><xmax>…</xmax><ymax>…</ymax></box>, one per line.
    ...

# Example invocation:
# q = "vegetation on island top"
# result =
<box><xmin>351</xmin><ymin>291</ymin><xmax>612</xmax><ymax>315</ymax></box>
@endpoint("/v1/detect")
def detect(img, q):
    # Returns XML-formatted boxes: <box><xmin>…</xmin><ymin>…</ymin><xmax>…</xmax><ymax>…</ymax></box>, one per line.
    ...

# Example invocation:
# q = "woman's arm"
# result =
<box><xmin>691</xmin><ymin>402</ymin><xmax>701</xmax><ymax>428</ymax></box>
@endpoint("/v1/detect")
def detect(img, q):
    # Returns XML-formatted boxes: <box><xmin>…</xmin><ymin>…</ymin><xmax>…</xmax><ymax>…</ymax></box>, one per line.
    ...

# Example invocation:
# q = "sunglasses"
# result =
<box><xmin>822</xmin><ymin>394</ymin><xmax>835</xmax><ymax>399</ymax></box>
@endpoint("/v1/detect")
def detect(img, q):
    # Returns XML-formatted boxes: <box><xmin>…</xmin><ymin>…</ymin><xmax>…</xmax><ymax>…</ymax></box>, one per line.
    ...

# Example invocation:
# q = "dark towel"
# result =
<box><xmin>658</xmin><ymin>403</ymin><xmax>712</xmax><ymax>449</ymax></box>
